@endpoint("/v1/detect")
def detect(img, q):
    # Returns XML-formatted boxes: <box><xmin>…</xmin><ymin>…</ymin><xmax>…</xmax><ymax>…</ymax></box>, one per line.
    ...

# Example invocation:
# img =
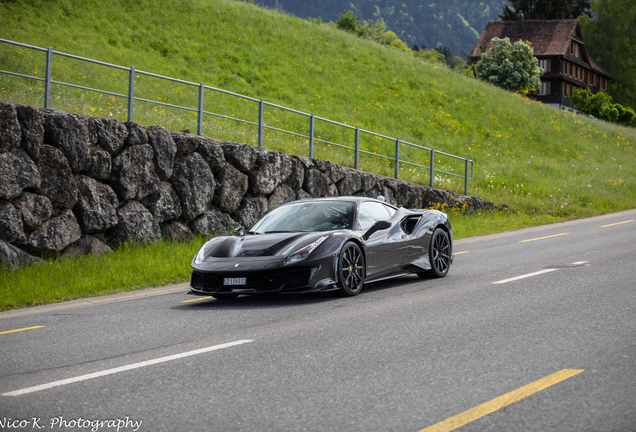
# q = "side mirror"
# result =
<box><xmin>362</xmin><ymin>220</ymin><xmax>391</xmax><ymax>240</ymax></box>
<box><xmin>234</xmin><ymin>226</ymin><xmax>246</xmax><ymax>236</ymax></box>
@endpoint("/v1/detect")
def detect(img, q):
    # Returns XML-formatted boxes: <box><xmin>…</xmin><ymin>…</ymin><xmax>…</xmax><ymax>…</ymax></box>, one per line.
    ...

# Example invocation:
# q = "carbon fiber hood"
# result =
<box><xmin>206</xmin><ymin>232</ymin><xmax>327</xmax><ymax>258</ymax></box>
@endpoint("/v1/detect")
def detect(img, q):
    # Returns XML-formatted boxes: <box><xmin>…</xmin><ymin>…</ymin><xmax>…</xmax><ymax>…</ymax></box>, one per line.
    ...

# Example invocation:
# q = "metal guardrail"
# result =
<box><xmin>0</xmin><ymin>38</ymin><xmax>474</xmax><ymax>194</ymax></box>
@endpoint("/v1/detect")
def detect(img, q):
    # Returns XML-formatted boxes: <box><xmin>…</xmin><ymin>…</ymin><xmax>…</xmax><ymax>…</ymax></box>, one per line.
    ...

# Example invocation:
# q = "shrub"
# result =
<box><xmin>569</xmin><ymin>88</ymin><xmax>635</xmax><ymax>126</ymax></box>
<box><xmin>336</xmin><ymin>10</ymin><xmax>363</xmax><ymax>36</ymax></box>
<box><xmin>474</xmin><ymin>37</ymin><xmax>542</xmax><ymax>94</ymax></box>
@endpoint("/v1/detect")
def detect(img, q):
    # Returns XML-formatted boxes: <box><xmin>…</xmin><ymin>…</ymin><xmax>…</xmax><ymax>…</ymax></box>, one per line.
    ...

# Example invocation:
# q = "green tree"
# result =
<box><xmin>499</xmin><ymin>0</ymin><xmax>591</xmax><ymax>20</ymax></box>
<box><xmin>474</xmin><ymin>37</ymin><xmax>542</xmax><ymax>94</ymax></box>
<box><xmin>569</xmin><ymin>88</ymin><xmax>635</xmax><ymax>126</ymax></box>
<box><xmin>580</xmin><ymin>0</ymin><xmax>636</xmax><ymax>111</ymax></box>
<box><xmin>414</xmin><ymin>48</ymin><xmax>446</xmax><ymax>65</ymax></box>
<box><xmin>336</xmin><ymin>10</ymin><xmax>363</xmax><ymax>36</ymax></box>
<box><xmin>358</xmin><ymin>19</ymin><xmax>409</xmax><ymax>52</ymax></box>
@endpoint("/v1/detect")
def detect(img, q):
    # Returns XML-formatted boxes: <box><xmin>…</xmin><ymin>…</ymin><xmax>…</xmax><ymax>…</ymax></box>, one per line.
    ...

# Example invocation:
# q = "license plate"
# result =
<box><xmin>224</xmin><ymin>277</ymin><xmax>246</xmax><ymax>286</ymax></box>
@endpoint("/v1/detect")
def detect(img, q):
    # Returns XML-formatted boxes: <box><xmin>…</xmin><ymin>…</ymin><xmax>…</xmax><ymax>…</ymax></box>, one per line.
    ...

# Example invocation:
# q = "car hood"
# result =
<box><xmin>204</xmin><ymin>232</ymin><xmax>329</xmax><ymax>258</ymax></box>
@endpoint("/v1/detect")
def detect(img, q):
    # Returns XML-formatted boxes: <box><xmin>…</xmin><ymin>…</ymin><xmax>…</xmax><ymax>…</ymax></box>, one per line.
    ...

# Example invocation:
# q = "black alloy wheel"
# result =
<box><xmin>418</xmin><ymin>228</ymin><xmax>451</xmax><ymax>279</ymax></box>
<box><xmin>427</xmin><ymin>228</ymin><xmax>451</xmax><ymax>278</ymax></box>
<box><xmin>333</xmin><ymin>241</ymin><xmax>365</xmax><ymax>296</ymax></box>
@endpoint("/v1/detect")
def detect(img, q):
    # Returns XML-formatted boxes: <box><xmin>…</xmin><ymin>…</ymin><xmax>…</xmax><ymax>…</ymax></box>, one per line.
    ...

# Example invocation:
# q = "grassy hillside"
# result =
<box><xmin>1</xmin><ymin>0</ymin><xmax>635</xmax><ymax>238</ymax></box>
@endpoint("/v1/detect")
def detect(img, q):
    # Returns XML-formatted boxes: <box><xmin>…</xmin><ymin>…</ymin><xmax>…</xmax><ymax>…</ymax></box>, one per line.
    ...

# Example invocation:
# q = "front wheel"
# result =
<box><xmin>332</xmin><ymin>241</ymin><xmax>365</xmax><ymax>297</ymax></box>
<box><xmin>418</xmin><ymin>228</ymin><xmax>451</xmax><ymax>279</ymax></box>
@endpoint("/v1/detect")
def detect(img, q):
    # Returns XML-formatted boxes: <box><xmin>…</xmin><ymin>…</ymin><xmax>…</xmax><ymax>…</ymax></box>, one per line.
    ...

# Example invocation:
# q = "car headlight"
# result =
<box><xmin>194</xmin><ymin>243</ymin><xmax>208</xmax><ymax>265</ymax></box>
<box><xmin>285</xmin><ymin>236</ymin><xmax>328</xmax><ymax>264</ymax></box>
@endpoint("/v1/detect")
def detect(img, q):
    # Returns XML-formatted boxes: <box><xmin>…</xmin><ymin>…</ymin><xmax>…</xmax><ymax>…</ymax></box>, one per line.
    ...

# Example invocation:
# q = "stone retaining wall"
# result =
<box><xmin>0</xmin><ymin>101</ymin><xmax>496</xmax><ymax>268</ymax></box>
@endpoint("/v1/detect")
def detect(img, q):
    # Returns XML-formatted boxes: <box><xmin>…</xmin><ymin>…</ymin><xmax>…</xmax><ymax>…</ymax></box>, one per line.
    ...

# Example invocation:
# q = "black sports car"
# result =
<box><xmin>190</xmin><ymin>196</ymin><xmax>452</xmax><ymax>299</ymax></box>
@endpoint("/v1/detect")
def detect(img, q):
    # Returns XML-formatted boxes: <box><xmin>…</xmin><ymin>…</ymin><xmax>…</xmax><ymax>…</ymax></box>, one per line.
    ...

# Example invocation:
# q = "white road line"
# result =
<box><xmin>492</xmin><ymin>269</ymin><xmax>558</xmax><ymax>285</ymax></box>
<box><xmin>2</xmin><ymin>339</ymin><xmax>253</xmax><ymax>397</ymax></box>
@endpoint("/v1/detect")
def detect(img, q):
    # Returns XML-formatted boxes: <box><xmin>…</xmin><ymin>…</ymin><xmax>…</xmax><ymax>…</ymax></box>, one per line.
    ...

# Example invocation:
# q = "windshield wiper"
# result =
<box><xmin>246</xmin><ymin>231</ymin><xmax>260</xmax><ymax>235</ymax></box>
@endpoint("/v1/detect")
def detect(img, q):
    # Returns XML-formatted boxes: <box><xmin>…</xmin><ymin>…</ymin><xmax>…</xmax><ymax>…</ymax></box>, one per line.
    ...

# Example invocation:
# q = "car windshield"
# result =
<box><xmin>251</xmin><ymin>201</ymin><xmax>355</xmax><ymax>234</ymax></box>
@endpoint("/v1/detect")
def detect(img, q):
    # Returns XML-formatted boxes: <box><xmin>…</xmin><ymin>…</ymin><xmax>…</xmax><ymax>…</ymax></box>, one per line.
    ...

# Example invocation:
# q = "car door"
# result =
<box><xmin>356</xmin><ymin>201</ymin><xmax>408</xmax><ymax>278</ymax></box>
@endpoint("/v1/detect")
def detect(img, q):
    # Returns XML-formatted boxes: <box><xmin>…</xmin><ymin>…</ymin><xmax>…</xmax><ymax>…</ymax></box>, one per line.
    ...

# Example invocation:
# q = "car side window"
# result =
<box><xmin>357</xmin><ymin>202</ymin><xmax>392</xmax><ymax>231</ymax></box>
<box><xmin>383</xmin><ymin>204</ymin><xmax>397</xmax><ymax>217</ymax></box>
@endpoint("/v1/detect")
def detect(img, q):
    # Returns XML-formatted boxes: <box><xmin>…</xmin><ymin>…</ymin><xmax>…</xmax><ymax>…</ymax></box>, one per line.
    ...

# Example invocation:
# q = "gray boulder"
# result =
<box><xmin>43</xmin><ymin>110</ymin><xmax>92</xmax><ymax>173</ymax></box>
<box><xmin>303</xmin><ymin>169</ymin><xmax>329</xmax><ymax>197</ymax></box>
<box><xmin>326</xmin><ymin>183</ymin><xmax>339</xmax><ymax>197</ymax></box>
<box><xmin>161</xmin><ymin>221</ymin><xmax>194</xmax><ymax>243</ymax></box>
<box><xmin>268</xmin><ymin>184</ymin><xmax>296</xmax><ymax>210</ymax></box>
<box><xmin>214</xmin><ymin>164</ymin><xmax>248</xmax><ymax>213</ymax></box>
<box><xmin>323</xmin><ymin>161</ymin><xmax>347</xmax><ymax>184</ymax></box>
<box><xmin>296</xmin><ymin>189</ymin><xmax>312</xmax><ymax>200</ymax></box>
<box><xmin>35</xmin><ymin>145</ymin><xmax>78</xmax><ymax>208</ymax></box>
<box><xmin>13</xmin><ymin>192</ymin><xmax>52</xmax><ymax>232</ymax></box>
<box><xmin>87</xmin><ymin>148</ymin><xmax>112</xmax><ymax>180</ymax></box>
<box><xmin>61</xmin><ymin>235</ymin><xmax>112</xmax><ymax>258</ymax></box>
<box><xmin>0</xmin><ymin>102</ymin><xmax>21</xmax><ymax>153</ymax></box>
<box><xmin>108</xmin><ymin>200</ymin><xmax>161</xmax><ymax>244</ymax></box>
<box><xmin>196</xmin><ymin>139</ymin><xmax>226</xmax><ymax>173</ymax></box>
<box><xmin>0</xmin><ymin>240</ymin><xmax>42</xmax><ymax>269</ymax></box>
<box><xmin>124</xmin><ymin>122</ymin><xmax>148</xmax><ymax>147</ymax></box>
<box><xmin>171</xmin><ymin>132</ymin><xmax>200</xmax><ymax>158</ymax></box>
<box><xmin>360</xmin><ymin>172</ymin><xmax>378</xmax><ymax>192</ymax></box>
<box><xmin>147</xmin><ymin>126</ymin><xmax>176</xmax><ymax>180</ymax></box>
<box><xmin>233</xmin><ymin>197</ymin><xmax>268</xmax><ymax>229</ymax></box>
<box><xmin>337</xmin><ymin>169</ymin><xmax>362</xmax><ymax>196</ymax></box>
<box><xmin>189</xmin><ymin>206</ymin><xmax>237</xmax><ymax>236</ymax></box>
<box><xmin>285</xmin><ymin>157</ymin><xmax>306</xmax><ymax>190</ymax></box>
<box><xmin>140</xmin><ymin>181</ymin><xmax>181</xmax><ymax>223</ymax></box>
<box><xmin>27</xmin><ymin>209</ymin><xmax>82</xmax><ymax>253</ymax></box>
<box><xmin>15</xmin><ymin>104</ymin><xmax>44</xmax><ymax>159</ymax></box>
<box><xmin>74</xmin><ymin>175</ymin><xmax>119</xmax><ymax>233</ymax></box>
<box><xmin>0</xmin><ymin>200</ymin><xmax>27</xmax><ymax>245</ymax></box>
<box><xmin>110</xmin><ymin>144</ymin><xmax>160</xmax><ymax>201</ymax></box>
<box><xmin>0</xmin><ymin>148</ymin><xmax>42</xmax><ymax>200</ymax></box>
<box><xmin>222</xmin><ymin>143</ymin><xmax>256</xmax><ymax>172</ymax></box>
<box><xmin>92</xmin><ymin>117</ymin><xmax>128</xmax><ymax>154</ymax></box>
<box><xmin>249</xmin><ymin>151</ymin><xmax>293</xmax><ymax>195</ymax></box>
<box><xmin>170</xmin><ymin>152</ymin><xmax>216</xmax><ymax>220</ymax></box>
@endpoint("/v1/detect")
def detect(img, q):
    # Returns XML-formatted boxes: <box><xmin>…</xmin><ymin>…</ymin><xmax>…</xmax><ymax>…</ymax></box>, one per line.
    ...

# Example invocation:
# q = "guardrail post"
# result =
<box><xmin>197</xmin><ymin>82</ymin><xmax>204</xmax><ymax>135</ymax></box>
<box><xmin>309</xmin><ymin>113</ymin><xmax>314</xmax><ymax>158</ymax></box>
<box><xmin>258</xmin><ymin>98</ymin><xmax>264</xmax><ymax>148</ymax></box>
<box><xmin>127</xmin><ymin>66</ymin><xmax>135</xmax><ymax>122</ymax></box>
<box><xmin>394</xmin><ymin>138</ymin><xmax>400</xmax><ymax>179</ymax></box>
<box><xmin>464</xmin><ymin>158</ymin><xmax>470</xmax><ymax>195</ymax></box>
<box><xmin>44</xmin><ymin>47</ymin><xmax>52</xmax><ymax>108</ymax></box>
<box><xmin>354</xmin><ymin>127</ymin><xmax>360</xmax><ymax>169</ymax></box>
<box><xmin>429</xmin><ymin>149</ymin><xmax>435</xmax><ymax>188</ymax></box>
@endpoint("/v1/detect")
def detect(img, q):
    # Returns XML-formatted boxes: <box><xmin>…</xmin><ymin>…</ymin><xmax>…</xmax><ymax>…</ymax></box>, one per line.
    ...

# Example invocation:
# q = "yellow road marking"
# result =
<box><xmin>453</xmin><ymin>251</ymin><xmax>469</xmax><ymax>256</ymax></box>
<box><xmin>600</xmin><ymin>220</ymin><xmax>635</xmax><ymax>228</ymax></box>
<box><xmin>418</xmin><ymin>369</ymin><xmax>584</xmax><ymax>432</ymax></box>
<box><xmin>519</xmin><ymin>233</ymin><xmax>569</xmax><ymax>243</ymax></box>
<box><xmin>0</xmin><ymin>326</ymin><xmax>45</xmax><ymax>335</ymax></box>
<box><xmin>180</xmin><ymin>296</ymin><xmax>214</xmax><ymax>303</ymax></box>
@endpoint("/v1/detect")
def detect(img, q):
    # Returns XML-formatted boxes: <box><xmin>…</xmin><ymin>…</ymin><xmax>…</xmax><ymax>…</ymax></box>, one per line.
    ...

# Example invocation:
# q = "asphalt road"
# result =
<box><xmin>1</xmin><ymin>209</ymin><xmax>635</xmax><ymax>432</ymax></box>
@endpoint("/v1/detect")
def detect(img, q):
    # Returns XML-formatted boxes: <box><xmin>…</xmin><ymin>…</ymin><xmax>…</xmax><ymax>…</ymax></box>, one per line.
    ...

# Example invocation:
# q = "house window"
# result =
<box><xmin>538</xmin><ymin>81</ymin><xmax>551</xmax><ymax>95</ymax></box>
<box><xmin>539</xmin><ymin>59</ymin><xmax>550</xmax><ymax>72</ymax></box>
<box><xmin>570</xmin><ymin>41</ymin><xmax>579</xmax><ymax>57</ymax></box>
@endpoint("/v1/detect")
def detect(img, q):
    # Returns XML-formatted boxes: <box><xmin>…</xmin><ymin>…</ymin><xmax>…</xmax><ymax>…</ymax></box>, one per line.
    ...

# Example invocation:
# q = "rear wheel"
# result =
<box><xmin>332</xmin><ymin>241</ymin><xmax>365</xmax><ymax>297</ymax></box>
<box><xmin>418</xmin><ymin>228</ymin><xmax>451</xmax><ymax>279</ymax></box>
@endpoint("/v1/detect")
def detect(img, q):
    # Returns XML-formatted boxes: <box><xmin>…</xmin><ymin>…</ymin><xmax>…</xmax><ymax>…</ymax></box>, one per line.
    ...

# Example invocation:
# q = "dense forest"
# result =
<box><xmin>254</xmin><ymin>0</ymin><xmax>506</xmax><ymax>59</ymax></box>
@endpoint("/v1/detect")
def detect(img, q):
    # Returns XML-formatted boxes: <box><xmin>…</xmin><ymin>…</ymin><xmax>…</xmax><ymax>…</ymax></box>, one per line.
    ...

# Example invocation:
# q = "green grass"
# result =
<box><xmin>0</xmin><ymin>0</ymin><xmax>635</xmax><ymax>310</ymax></box>
<box><xmin>0</xmin><ymin>238</ymin><xmax>206</xmax><ymax>311</ymax></box>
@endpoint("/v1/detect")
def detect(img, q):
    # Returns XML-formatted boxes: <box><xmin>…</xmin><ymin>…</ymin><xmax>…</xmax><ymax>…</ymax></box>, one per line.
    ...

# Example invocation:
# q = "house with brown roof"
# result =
<box><xmin>470</xmin><ymin>15</ymin><xmax>614</xmax><ymax>111</ymax></box>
